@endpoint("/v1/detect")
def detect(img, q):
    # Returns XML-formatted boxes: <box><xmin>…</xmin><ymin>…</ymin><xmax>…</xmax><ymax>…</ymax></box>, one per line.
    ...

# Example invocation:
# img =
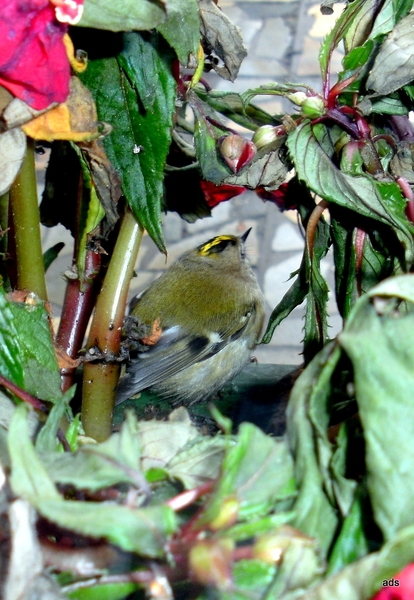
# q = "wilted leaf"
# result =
<box><xmin>199</xmin><ymin>0</ymin><xmax>247</xmax><ymax>81</ymax></box>
<box><xmin>138</xmin><ymin>407</ymin><xmax>200</xmax><ymax>472</ymax></box>
<box><xmin>224</xmin><ymin>139</ymin><xmax>289</xmax><ymax>191</ymax></box>
<box><xmin>367</xmin><ymin>13</ymin><xmax>414</xmax><ymax>95</ymax></box>
<box><xmin>339</xmin><ymin>275</ymin><xmax>414</xmax><ymax>541</ymax></box>
<box><xmin>199</xmin><ymin>89</ymin><xmax>278</xmax><ymax>130</ymax></box>
<box><xmin>35</xmin><ymin>389</ymin><xmax>74</xmax><ymax>453</ymax></box>
<box><xmin>167</xmin><ymin>435</ymin><xmax>228</xmax><ymax>489</ymax></box>
<box><xmin>42</xmin><ymin>411</ymin><xmax>148</xmax><ymax>492</ymax></box>
<box><xmin>22</xmin><ymin>77</ymin><xmax>110</xmax><ymax>142</ymax></box>
<box><xmin>37</xmin><ymin>500</ymin><xmax>177</xmax><ymax>556</ymax></box>
<box><xmin>4</xmin><ymin>499</ymin><xmax>65</xmax><ymax>600</ymax></box>
<box><xmin>286</xmin><ymin>343</ymin><xmax>341</xmax><ymax>555</ymax></box>
<box><xmin>78</xmin><ymin>0</ymin><xmax>167</xmax><ymax>32</ymax></box>
<box><xmin>8</xmin><ymin>404</ymin><xmax>61</xmax><ymax>502</ymax></box>
<box><xmin>0</xmin><ymin>127</ymin><xmax>26</xmax><ymax>196</ymax></box>
<box><xmin>157</xmin><ymin>0</ymin><xmax>200</xmax><ymax>65</ymax></box>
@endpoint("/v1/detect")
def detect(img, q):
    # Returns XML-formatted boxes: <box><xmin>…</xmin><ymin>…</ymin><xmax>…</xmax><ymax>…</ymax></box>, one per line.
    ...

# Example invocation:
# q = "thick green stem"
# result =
<box><xmin>9</xmin><ymin>138</ymin><xmax>47</xmax><ymax>300</ymax></box>
<box><xmin>81</xmin><ymin>211</ymin><xmax>144</xmax><ymax>441</ymax></box>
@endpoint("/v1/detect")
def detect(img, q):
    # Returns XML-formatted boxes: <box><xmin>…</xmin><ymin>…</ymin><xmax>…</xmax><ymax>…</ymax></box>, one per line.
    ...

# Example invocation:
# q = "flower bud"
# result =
<box><xmin>219</xmin><ymin>134</ymin><xmax>256</xmax><ymax>173</ymax></box>
<box><xmin>301</xmin><ymin>95</ymin><xmax>326</xmax><ymax>118</ymax></box>
<box><xmin>286</xmin><ymin>91</ymin><xmax>308</xmax><ymax>106</ymax></box>
<box><xmin>209</xmin><ymin>496</ymin><xmax>240</xmax><ymax>530</ymax></box>
<box><xmin>189</xmin><ymin>538</ymin><xmax>234</xmax><ymax>588</ymax></box>
<box><xmin>252</xmin><ymin>125</ymin><xmax>279</xmax><ymax>150</ymax></box>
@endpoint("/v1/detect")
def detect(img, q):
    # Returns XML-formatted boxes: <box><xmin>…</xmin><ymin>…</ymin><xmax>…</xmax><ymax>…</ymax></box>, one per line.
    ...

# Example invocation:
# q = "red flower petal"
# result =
<box><xmin>200</xmin><ymin>179</ymin><xmax>246</xmax><ymax>208</ymax></box>
<box><xmin>371</xmin><ymin>563</ymin><xmax>414</xmax><ymax>600</ymax></box>
<box><xmin>256</xmin><ymin>184</ymin><xmax>297</xmax><ymax>211</ymax></box>
<box><xmin>0</xmin><ymin>1</ymin><xmax>74</xmax><ymax>109</ymax></box>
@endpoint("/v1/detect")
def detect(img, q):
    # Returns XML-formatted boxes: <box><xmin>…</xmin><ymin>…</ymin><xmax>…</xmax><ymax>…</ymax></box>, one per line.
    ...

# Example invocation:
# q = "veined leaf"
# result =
<box><xmin>78</xmin><ymin>0</ymin><xmax>166</xmax><ymax>32</ymax></box>
<box><xmin>339</xmin><ymin>275</ymin><xmax>414</xmax><ymax>540</ymax></box>
<box><xmin>287</xmin><ymin>122</ymin><xmax>414</xmax><ymax>265</ymax></box>
<box><xmin>8</xmin><ymin>404</ymin><xmax>61</xmax><ymax>502</ymax></box>
<box><xmin>157</xmin><ymin>0</ymin><xmax>200</xmax><ymax>65</ymax></box>
<box><xmin>344</xmin><ymin>0</ymin><xmax>384</xmax><ymax>53</ymax></box>
<box><xmin>0</xmin><ymin>289</ymin><xmax>24</xmax><ymax>388</ymax></box>
<box><xmin>367</xmin><ymin>12</ymin><xmax>414</xmax><ymax>95</ymax></box>
<box><xmin>81</xmin><ymin>32</ymin><xmax>177</xmax><ymax>253</ymax></box>
<box><xmin>37</xmin><ymin>500</ymin><xmax>177</xmax><ymax>556</ymax></box>
<box><xmin>369</xmin><ymin>0</ymin><xmax>412</xmax><ymax>39</ymax></box>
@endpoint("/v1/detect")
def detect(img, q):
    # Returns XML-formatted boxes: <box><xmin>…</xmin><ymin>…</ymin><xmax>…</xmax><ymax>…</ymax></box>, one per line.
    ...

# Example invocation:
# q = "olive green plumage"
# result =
<box><xmin>116</xmin><ymin>229</ymin><xmax>265</xmax><ymax>405</ymax></box>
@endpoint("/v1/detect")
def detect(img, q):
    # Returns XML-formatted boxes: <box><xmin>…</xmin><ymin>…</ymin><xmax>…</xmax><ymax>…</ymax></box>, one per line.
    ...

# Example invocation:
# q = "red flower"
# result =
<box><xmin>256</xmin><ymin>183</ymin><xmax>297</xmax><ymax>211</ymax></box>
<box><xmin>200</xmin><ymin>179</ymin><xmax>246</xmax><ymax>208</ymax></box>
<box><xmin>371</xmin><ymin>563</ymin><xmax>414</xmax><ymax>600</ymax></box>
<box><xmin>0</xmin><ymin>0</ymin><xmax>83</xmax><ymax>110</ymax></box>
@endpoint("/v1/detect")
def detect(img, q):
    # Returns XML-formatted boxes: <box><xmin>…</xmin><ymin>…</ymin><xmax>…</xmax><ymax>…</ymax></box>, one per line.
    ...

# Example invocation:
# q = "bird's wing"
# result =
<box><xmin>115</xmin><ymin>307</ymin><xmax>256</xmax><ymax>405</ymax></box>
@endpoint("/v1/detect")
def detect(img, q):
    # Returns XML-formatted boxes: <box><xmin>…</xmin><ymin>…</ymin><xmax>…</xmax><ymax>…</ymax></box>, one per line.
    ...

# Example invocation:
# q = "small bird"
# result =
<box><xmin>116</xmin><ymin>229</ymin><xmax>265</xmax><ymax>406</ymax></box>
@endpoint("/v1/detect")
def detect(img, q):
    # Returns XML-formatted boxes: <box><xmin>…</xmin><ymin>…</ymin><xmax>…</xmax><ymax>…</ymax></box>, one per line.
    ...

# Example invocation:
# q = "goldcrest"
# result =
<box><xmin>116</xmin><ymin>229</ymin><xmax>265</xmax><ymax>405</ymax></box>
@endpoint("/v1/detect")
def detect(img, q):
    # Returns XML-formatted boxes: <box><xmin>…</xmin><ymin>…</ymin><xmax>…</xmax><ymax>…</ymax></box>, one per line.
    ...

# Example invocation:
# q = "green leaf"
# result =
<box><xmin>35</xmin><ymin>388</ymin><xmax>74</xmax><ymax>453</ymax></box>
<box><xmin>339</xmin><ymin>275</ymin><xmax>414</xmax><ymax>540</ymax></box>
<box><xmin>43</xmin><ymin>242</ymin><xmax>65</xmax><ymax>272</ymax></box>
<box><xmin>261</xmin><ymin>263</ymin><xmax>306</xmax><ymax>344</ymax></box>
<box><xmin>331</xmin><ymin>208</ymin><xmax>399</xmax><ymax>319</ymax></box>
<box><xmin>7</xmin><ymin>296</ymin><xmax>62</xmax><ymax>402</ymax></box>
<box><xmin>67</xmin><ymin>582</ymin><xmax>139</xmax><ymax>600</ymax></box>
<box><xmin>341</xmin><ymin>40</ymin><xmax>374</xmax><ymax>71</ymax></box>
<box><xmin>41</xmin><ymin>411</ymin><xmax>148</xmax><ymax>492</ymax></box>
<box><xmin>36</xmin><ymin>500</ymin><xmax>177</xmax><ymax>555</ymax></box>
<box><xmin>344</xmin><ymin>0</ymin><xmax>384</xmax><ymax>52</ymax></box>
<box><xmin>8</xmin><ymin>404</ymin><xmax>61</xmax><ymax>502</ymax></box>
<box><xmin>359</xmin><ymin>95</ymin><xmax>410</xmax><ymax>116</ymax></box>
<box><xmin>188</xmin><ymin>89</ymin><xmax>233</xmax><ymax>184</ymax></box>
<box><xmin>319</xmin><ymin>0</ymin><xmax>372</xmax><ymax>82</ymax></box>
<box><xmin>167</xmin><ymin>435</ymin><xmax>228</xmax><ymax>489</ymax></box>
<box><xmin>198</xmin><ymin>89</ymin><xmax>279</xmax><ymax>130</ymax></box>
<box><xmin>201</xmin><ymin>423</ymin><xmax>295</xmax><ymax>525</ymax></box>
<box><xmin>71</xmin><ymin>145</ymin><xmax>106</xmax><ymax>282</ymax></box>
<box><xmin>78</xmin><ymin>0</ymin><xmax>166</xmax><ymax>32</ymax></box>
<box><xmin>157</xmin><ymin>0</ymin><xmax>200</xmax><ymax>64</ymax></box>
<box><xmin>0</xmin><ymin>289</ymin><xmax>24</xmax><ymax>388</ymax></box>
<box><xmin>328</xmin><ymin>486</ymin><xmax>370</xmax><ymax>575</ymax></box>
<box><xmin>367</xmin><ymin>13</ymin><xmax>414</xmax><ymax>95</ymax></box>
<box><xmin>228</xmin><ymin>560</ymin><xmax>276</xmax><ymax>599</ymax></box>
<box><xmin>81</xmin><ymin>32</ymin><xmax>177</xmax><ymax>253</ymax></box>
<box><xmin>369</xmin><ymin>0</ymin><xmax>413</xmax><ymax>39</ymax></box>
<box><xmin>287</xmin><ymin>122</ymin><xmax>414</xmax><ymax>265</ymax></box>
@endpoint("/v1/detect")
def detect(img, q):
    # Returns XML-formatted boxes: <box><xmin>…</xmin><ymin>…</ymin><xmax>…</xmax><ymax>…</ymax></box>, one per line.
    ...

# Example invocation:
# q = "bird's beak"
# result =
<box><xmin>240</xmin><ymin>228</ymin><xmax>252</xmax><ymax>243</ymax></box>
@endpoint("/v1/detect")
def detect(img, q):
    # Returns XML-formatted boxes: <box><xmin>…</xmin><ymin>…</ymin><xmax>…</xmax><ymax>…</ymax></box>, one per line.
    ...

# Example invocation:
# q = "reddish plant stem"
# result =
<box><xmin>0</xmin><ymin>374</ymin><xmax>48</xmax><ymax>413</ymax></box>
<box><xmin>165</xmin><ymin>481</ymin><xmax>215</xmax><ymax>512</ymax></box>
<box><xmin>57</xmin><ymin>249</ymin><xmax>101</xmax><ymax>392</ymax></box>
<box><xmin>354</xmin><ymin>228</ymin><xmax>366</xmax><ymax>297</ymax></box>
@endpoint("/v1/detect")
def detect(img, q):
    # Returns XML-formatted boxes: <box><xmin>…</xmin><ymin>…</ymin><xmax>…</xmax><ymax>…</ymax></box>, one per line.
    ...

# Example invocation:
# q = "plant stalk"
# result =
<box><xmin>9</xmin><ymin>138</ymin><xmax>47</xmax><ymax>300</ymax></box>
<box><xmin>57</xmin><ymin>249</ymin><xmax>102</xmax><ymax>392</ymax></box>
<box><xmin>81</xmin><ymin>210</ymin><xmax>144</xmax><ymax>441</ymax></box>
